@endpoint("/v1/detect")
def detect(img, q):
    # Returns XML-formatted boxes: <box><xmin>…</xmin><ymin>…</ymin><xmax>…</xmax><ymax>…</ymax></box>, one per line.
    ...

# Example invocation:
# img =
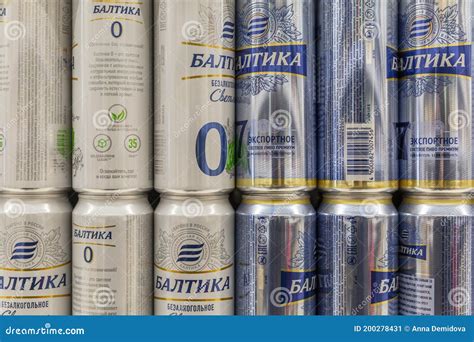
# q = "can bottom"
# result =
<box><xmin>74</xmin><ymin>187</ymin><xmax>152</xmax><ymax>195</ymax></box>
<box><xmin>0</xmin><ymin>187</ymin><xmax>71</xmax><ymax>194</ymax></box>
<box><xmin>400</xmin><ymin>179</ymin><xmax>474</xmax><ymax>194</ymax></box>
<box><xmin>156</xmin><ymin>188</ymin><xmax>234</xmax><ymax>196</ymax></box>
<box><xmin>318</xmin><ymin>180</ymin><xmax>398</xmax><ymax>193</ymax></box>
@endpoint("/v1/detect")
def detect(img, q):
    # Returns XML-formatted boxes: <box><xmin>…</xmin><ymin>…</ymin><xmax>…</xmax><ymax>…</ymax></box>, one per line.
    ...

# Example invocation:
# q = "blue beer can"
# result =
<box><xmin>317</xmin><ymin>0</ymin><xmax>399</xmax><ymax>192</ymax></box>
<box><xmin>236</xmin><ymin>0</ymin><xmax>317</xmax><ymax>192</ymax></box>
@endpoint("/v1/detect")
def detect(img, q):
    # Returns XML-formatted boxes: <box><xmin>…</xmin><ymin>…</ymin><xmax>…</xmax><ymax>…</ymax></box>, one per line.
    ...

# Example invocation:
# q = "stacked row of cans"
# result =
<box><xmin>153</xmin><ymin>0</ymin><xmax>236</xmax><ymax>315</ymax></box>
<box><xmin>1</xmin><ymin>0</ymin><xmax>473</xmax><ymax>317</ymax></box>
<box><xmin>315</xmin><ymin>0</ymin><xmax>400</xmax><ymax>315</ymax></box>
<box><xmin>315</xmin><ymin>0</ymin><xmax>474</xmax><ymax>316</ymax></box>
<box><xmin>0</xmin><ymin>0</ymin><xmax>73</xmax><ymax>315</ymax></box>
<box><xmin>0</xmin><ymin>0</ymin><xmax>157</xmax><ymax>315</ymax></box>
<box><xmin>396</xmin><ymin>0</ymin><xmax>474</xmax><ymax>315</ymax></box>
<box><xmin>71</xmin><ymin>0</ymin><xmax>154</xmax><ymax>316</ymax></box>
<box><xmin>234</xmin><ymin>0</ymin><xmax>318</xmax><ymax>315</ymax></box>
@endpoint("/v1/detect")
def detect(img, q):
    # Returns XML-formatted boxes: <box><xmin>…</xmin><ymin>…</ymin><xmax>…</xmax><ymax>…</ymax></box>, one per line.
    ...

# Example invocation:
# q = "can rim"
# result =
<box><xmin>78</xmin><ymin>193</ymin><xmax>148</xmax><ymax>200</ymax></box>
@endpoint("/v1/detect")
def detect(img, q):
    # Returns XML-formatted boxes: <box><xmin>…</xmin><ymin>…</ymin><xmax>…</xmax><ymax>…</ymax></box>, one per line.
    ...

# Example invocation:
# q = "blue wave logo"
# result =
<box><xmin>409</xmin><ymin>17</ymin><xmax>433</xmax><ymax>40</ymax></box>
<box><xmin>10</xmin><ymin>241</ymin><xmax>38</xmax><ymax>260</ymax></box>
<box><xmin>247</xmin><ymin>16</ymin><xmax>269</xmax><ymax>38</ymax></box>
<box><xmin>177</xmin><ymin>243</ymin><xmax>204</xmax><ymax>263</ymax></box>
<box><xmin>222</xmin><ymin>21</ymin><xmax>235</xmax><ymax>40</ymax></box>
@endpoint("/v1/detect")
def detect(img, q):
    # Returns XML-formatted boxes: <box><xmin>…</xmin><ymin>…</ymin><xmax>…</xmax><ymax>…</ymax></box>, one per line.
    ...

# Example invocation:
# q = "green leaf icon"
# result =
<box><xmin>117</xmin><ymin>110</ymin><xmax>126</xmax><ymax>121</ymax></box>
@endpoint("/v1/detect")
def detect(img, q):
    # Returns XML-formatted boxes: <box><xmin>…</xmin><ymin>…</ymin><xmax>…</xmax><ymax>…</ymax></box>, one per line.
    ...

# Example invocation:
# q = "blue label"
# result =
<box><xmin>398</xmin><ymin>44</ymin><xmax>471</xmax><ymax>78</ymax></box>
<box><xmin>371</xmin><ymin>271</ymin><xmax>398</xmax><ymax>304</ymax></box>
<box><xmin>236</xmin><ymin>44</ymin><xmax>307</xmax><ymax>78</ymax></box>
<box><xmin>387</xmin><ymin>46</ymin><xmax>398</xmax><ymax>79</ymax></box>
<box><xmin>279</xmin><ymin>270</ymin><xmax>316</xmax><ymax>304</ymax></box>
<box><xmin>399</xmin><ymin>244</ymin><xmax>427</xmax><ymax>260</ymax></box>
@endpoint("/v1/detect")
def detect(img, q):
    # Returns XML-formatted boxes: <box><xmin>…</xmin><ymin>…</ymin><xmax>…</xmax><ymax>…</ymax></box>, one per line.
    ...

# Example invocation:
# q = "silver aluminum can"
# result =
<box><xmin>317</xmin><ymin>193</ymin><xmax>399</xmax><ymax>315</ymax></box>
<box><xmin>236</xmin><ymin>193</ymin><xmax>317</xmax><ymax>315</ymax></box>
<box><xmin>0</xmin><ymin>0</ymin><xmax>72</xmax><ymax>192</ymax></box>
<box><xmin>399</xmin><ymin>0</ymin><xmax>473</xmax><ymax>193</ymax></box>
<box><xmin>236</xmin><ymin>0</ymin><xmax>317</xmax><ymax>192</ymax></box>
<box><xmin>399</xmin><ymin>194</ymin><xmax>474</xmax><ymax>315</ymax></box>
<box><xmin>0</xmin><ymin>193</ymin><xmax>71</xmax><ymax>315</ymax></box>
<box><xmin>72</xmin><ymin>194</ymin><xmax>153</xmax><ymax>315</ymax></box>
<box><xmin>154</xmin><ymin>194</ymin><xmax>234</xmax><ymax>315</ymax></box>
<box><xmin>154</xmin><ymin>0</ymin><xmax>235</xmax><ymax>194</ymax></box>
<box><xmin>317</xmin><ymin>0</ymin><xmax>398</xmax><ymax>193</ymax></box>
<box><xmin>72</xmin><ymin>0</ymin><xmax>153</xmax><ymax>193</ymax></box>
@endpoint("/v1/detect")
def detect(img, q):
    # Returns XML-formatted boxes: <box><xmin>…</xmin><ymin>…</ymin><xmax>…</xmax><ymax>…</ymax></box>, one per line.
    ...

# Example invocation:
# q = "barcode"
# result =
<box><xmin>344</xmin><ymin>124</ymin><xmax>375</xmax><ymax>181</ymax></box>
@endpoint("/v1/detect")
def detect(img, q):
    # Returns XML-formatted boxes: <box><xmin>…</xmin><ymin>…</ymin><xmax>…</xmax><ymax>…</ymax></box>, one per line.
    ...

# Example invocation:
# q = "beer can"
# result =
<box><xmin>154</xmin><ymin>194</ymin><xmax>234</xmax><ymax>315</ymax></box>
<box><xmin>72</xmin><ymin>0</ymin><xmax>153</xmax><ymax>193</ymax></box>
<box><xmin>399</xmin><ymin>194</ymin><xmax>474</xmax><ymax>315</ymax></box>
<box><xmin>235</xmin><ymin>0</ymin><xmax>317</xmax><ymax>192</ymax></box>
<box><xmin>72</xmin><ymin>194</ymin><xmax>153</xmax><ymax>315</ymax></box>
<box><xmin>317</xmin><ymin>193</ymin><xmax>398</xmax><ymax>315</ymax></box>
<box><xmin>0</xmin><ymin>193</ymin><xmax>71</xmax><ymax>315</ymax></box>
<box><xmin>317</xmin><ymin>0</ymin><xmax>398</xmax><ymax>192</ymax></box>
<box><xmin>154</xmin><ymin>0</ymin><xmax>235</xmax><ymax>194</ymax></box>
<box><xmin>236</xmin><ymin>193</ymin><xmax>317</xmax><ymax>315</ymax></box>
<box><xmin>399</xmin><ymin>0</ymin><xmax>473</xmax><ymax>193</ymax></box>
<box><xmin>0</xmin><ymin>0</ymin><xmax>72</xmax><ymax>192</ymax></box>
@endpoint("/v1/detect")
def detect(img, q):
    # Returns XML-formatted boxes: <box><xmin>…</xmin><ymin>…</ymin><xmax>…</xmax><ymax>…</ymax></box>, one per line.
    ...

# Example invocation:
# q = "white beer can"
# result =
<box><xmin>0</xmin><ymin>193</ymin><xmax>72</xmax><ymax>315</ymax></box>
<box><xmin>72</xmin><ymin>194</ymin><xmax>153</xmax><ymax>315</ymax></box>
<box><xmin>155</xmin><ymin>0</ymin><xmax>235</xmax><ymax>194</ymax></box>
<box><xmin>0</xmin><ymin>0</ymin><xmax>72</xmax><ymax>192</ymax></box>
<box><xmin>72</xmin><ymin>0</ymin><xmax>153</xmax><ymax>193</ymax></box>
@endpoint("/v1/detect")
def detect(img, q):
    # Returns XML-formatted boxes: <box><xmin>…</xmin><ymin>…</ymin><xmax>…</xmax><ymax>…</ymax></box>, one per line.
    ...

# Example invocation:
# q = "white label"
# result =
<box><xmin>0</xmin><ymin>212</ymin><xmax>71</xmax><ymax>315</ymax></box>
<box><xmin>399</xmin><ymin>273</ymin><xmax>435</xmax><ymax>315</ymax></box>
<box><xmin>72</xmin><ymin>214</ymin><xmax>153</xmax><ymax>315</ymax></box>
<box><xmin>154</xmin><ymin>219</ymin><xmax>234</xmax><ymax>315</ymax></box>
